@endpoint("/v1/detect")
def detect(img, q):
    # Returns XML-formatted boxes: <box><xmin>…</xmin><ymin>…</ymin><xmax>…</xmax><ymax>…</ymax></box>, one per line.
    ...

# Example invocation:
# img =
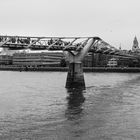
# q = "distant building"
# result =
<box><xmin>132</xmin><ymin>36</ymin><xmax>140</xmax><ymax>52</ymax></box>
<box><xmin>107</xmin><ymin>58</ymin><xmax>118</xmax><ymax>67</ymax></box>
<box><xmin>12</xmin><ymin>51</ymin><xmax>64</xmax><ymax>67</ymax></box>
<box><xmin>0</xmin><ymin>55</ymin><xmax>13</xmax><ymax>65</ymax></box>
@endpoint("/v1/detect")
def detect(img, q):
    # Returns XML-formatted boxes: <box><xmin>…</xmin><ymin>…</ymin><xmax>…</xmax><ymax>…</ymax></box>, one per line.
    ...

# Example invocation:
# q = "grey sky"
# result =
<box><xmin>0</xmin><ymin>0</ymin><xmax>140</xmax><ymax>49</ymax></box>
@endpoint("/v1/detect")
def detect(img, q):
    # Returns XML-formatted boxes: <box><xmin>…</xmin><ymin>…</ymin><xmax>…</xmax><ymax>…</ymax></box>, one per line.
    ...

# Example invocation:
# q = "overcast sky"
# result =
<box><xmin>0</xmin><ymin>0</ymin><xmax>140</xmax><ymax>49</ymax></box>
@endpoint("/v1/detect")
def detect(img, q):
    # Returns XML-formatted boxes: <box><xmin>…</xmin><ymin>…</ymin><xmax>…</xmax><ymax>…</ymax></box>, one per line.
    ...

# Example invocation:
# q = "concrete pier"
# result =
<box><xmin>65</xmin><ymin>62</ymin><xmax>85</xmax><ymax>89</ymax></box>
<box><xmin>64</xmin><ymin>38</ymin><xmax>96</xmax><ymax>89</ymax></box>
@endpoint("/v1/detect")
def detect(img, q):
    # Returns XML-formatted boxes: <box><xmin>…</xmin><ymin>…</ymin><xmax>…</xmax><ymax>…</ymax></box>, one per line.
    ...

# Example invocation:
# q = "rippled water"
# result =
<box><xmin>0</xmin><ymin>71</ymin><xmax>140</xmax><ymax>139</ymax></box>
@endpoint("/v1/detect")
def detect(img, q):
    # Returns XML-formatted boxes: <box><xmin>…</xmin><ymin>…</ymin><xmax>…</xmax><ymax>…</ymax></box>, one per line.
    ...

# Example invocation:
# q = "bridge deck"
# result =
<box><xmin>0</xmin><ymin>35</ymin><xmax>139</xmax><ymax>60</ymax></box>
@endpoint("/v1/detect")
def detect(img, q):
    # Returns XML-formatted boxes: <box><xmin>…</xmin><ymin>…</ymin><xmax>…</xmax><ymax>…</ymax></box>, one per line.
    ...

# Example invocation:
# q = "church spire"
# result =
<box><xmin>132</xmin><ymin>36</ymin><xmax>139</xmax><ymax>52</ymax></box>
<box><xmin>134</xmin><ymin>36</ymin><xmax>138</xmax><ymax>45</ymax></box>
<box><xmin>119</xmin><ymin>43</ymin><xmax>122</xmax><ymax>50</ymax></box>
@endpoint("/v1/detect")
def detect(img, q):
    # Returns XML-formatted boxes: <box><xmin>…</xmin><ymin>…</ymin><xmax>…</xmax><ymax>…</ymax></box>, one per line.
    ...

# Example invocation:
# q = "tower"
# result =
<box><xmin>132</xmin><ymin>36</ymin><xmax>139</xmax><ymax>52</ymax></box>
<box><xmin>119</xmin><ymin>43</ymin><xmax>122</xmax><ymax>50</ymax></box>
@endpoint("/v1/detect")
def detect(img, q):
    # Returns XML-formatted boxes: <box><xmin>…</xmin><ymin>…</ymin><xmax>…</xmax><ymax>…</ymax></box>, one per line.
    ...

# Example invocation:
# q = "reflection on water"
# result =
<box><xmin>65</xmin><ymin>88</ymin><xmax>85</xmax><ymax>121</ymax></box>
<box><xmin>64</xmin><ymin>88</ymin><xmax>86</xmax><ymax>139</ymax></box>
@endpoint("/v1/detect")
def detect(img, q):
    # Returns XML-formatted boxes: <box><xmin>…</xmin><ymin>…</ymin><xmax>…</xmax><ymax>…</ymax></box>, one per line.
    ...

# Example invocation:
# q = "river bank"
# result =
<box><xmin>0</xmin><ymin>65</ymin><xmax>140</xmax><ymax>72</ymax></box>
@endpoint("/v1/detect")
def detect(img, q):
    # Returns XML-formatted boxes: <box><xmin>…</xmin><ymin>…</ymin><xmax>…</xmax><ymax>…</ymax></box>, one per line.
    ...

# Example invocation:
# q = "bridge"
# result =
<box><xmin>0</xmin><ymin>35</ymin><xmax>140</xmax><ymax>89</ymax></box>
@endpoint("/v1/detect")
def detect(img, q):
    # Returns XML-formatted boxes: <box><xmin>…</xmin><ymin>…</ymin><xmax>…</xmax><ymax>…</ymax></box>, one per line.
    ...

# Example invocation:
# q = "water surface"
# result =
<box><xmin>0</xmin><ymin>71</ymin><xmax>140</xmax><ymax>139</ymax></box>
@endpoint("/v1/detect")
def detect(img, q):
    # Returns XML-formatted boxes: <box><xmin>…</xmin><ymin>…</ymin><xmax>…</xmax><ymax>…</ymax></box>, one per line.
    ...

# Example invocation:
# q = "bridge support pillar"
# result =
<box><xmin>65</xmin><ymin>62</ymin><xmax>85</xmax><ymax>89</ymax></box>
<box><xmin>64</xmin><ymin>38</ymin><xmax>97</xmax><ymax>89</ymax></box>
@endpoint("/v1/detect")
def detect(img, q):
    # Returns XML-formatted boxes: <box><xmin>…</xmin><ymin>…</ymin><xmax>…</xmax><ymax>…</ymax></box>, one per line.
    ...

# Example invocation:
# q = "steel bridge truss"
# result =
<box><xmin>0</xmin><ymin>35</ymin><xmax>139</xmax><ymax>60</ymax></box>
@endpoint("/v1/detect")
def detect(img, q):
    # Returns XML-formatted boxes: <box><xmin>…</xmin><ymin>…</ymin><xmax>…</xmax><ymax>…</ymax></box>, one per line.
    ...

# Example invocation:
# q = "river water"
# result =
<box><xmin>0</xmin><ymin>71</ymin><xmax>140</xmax><ymax>140</ymax></box>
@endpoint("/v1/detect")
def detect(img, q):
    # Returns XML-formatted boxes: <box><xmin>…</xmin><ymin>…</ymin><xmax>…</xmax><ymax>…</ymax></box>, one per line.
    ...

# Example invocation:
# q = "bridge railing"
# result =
<box><xmin>0</xmin><ymin>36</ymin><xmax>95</xmax><ymax>50</ymax></box>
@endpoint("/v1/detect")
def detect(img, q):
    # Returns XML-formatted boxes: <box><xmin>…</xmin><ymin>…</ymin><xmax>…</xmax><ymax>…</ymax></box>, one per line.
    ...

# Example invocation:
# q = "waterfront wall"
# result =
<box><xmin>1</xmin><ymin>65</ymin><xmax>140</xmax><ymax>72</ymax></box>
